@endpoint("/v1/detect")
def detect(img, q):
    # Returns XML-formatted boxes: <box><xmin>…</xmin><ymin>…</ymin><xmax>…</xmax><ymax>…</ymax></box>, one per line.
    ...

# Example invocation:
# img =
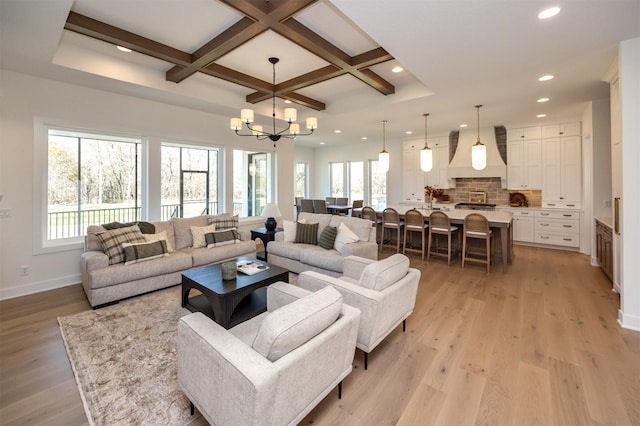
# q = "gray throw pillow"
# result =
<box><xmin>294</xmin><ymin>222</ymin><xmax>319</xmax><ymax>245</ymax></box>
<box><xmin>318</xmin><ymin>226</ymin><xmax>337</xmax><ymax>250</ymax></box>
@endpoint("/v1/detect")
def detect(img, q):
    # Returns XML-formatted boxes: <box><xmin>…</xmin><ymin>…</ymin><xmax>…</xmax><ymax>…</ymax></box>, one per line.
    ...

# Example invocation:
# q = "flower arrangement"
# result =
<box><xmin>424</xmin><ymin>186</ymin><xmax>445</xmax><ymax>199</ymax></box>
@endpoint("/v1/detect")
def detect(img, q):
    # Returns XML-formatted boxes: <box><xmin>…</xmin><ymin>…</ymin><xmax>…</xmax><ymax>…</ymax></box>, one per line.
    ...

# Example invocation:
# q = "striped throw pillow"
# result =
<box><xmin>96</xmin><ymin>225</ymin><xmax>146</xmax><ymax>265</ymax></box>
<box><xmin>294</xmin><ymin>222</ymin><xmax>319</xmax><ymax>245</ymax></box>
<box><xmin>122</xmin><ymin>240</ymin><xmax>169</xmax><ymax>265</ymax></box>
<box><xmin>205</xmin><ymin>229</ymin><xmax>240</xmax><ymax>248</ymax></box>
<box><xmin>318</xmin><ymin>226</ymin><xmax>337</xmax><ymax>250</ymax></box>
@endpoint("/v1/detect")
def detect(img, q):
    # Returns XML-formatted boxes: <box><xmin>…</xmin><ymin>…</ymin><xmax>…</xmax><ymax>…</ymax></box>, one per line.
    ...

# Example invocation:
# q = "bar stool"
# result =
<box><xmin>403</xmin><ymin>209</ymin><xmax>429</xmax><ymax>260</ymax></box>
<box><xmin>361</xmin><ymin>206</ymin><xmax>381</xmax><ymax>243</ymax></box>
<box><xmin>351</xmin><ymin>200</ymin><xmax>364</xmax><ymax>217</ymax></box>
<box><xmin>462</xmin><ymin>213</ymin><xmax>494</xmax><ymax>272</ymax></box>
<box><xmin>427</xmin><ymin>211</ymin><xmax>460</xmax><ymax>265</ymax></box>
<box><xmin>380</xmin><ymin>208</ymin><xmax>404</xmax><ymax>254</ymax></box>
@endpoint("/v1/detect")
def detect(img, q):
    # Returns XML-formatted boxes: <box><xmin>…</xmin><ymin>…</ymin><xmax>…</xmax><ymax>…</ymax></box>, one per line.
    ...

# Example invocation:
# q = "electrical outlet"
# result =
<box><xmin>604</xmin><ymin>200</ymin><xmax>612</xmax><ymax>208</ymax></box>
<box><xmin>20</xmin><ymin>265</ymin><xmax>29</xmax><ymax>276</ymax></box>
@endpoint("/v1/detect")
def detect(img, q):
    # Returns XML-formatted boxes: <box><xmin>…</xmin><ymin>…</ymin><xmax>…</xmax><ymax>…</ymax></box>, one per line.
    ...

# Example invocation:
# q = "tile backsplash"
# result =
<box><xmin>438</xmin><ymin>178</ymin><xmax>541</xmax><ymax>207</ymax></box>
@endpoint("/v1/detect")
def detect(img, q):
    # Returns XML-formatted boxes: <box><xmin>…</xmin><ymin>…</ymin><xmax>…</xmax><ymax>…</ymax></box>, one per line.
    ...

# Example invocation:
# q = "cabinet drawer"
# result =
<box><xmin>536</xmin><ymin>210</ymin><xmax>580</xmax><ymax>219</ymax></box>
<box><xmin>535</xmin><ymin>232</ymin><xmax>580</xmax><ymax>247</ymax></box>
<box><xmin>535</xmin><ymin>219</ymin><xmax>579</xmax><ymax>234</ymax></box>
<box><xmin>542</xmin><ymin>201</ymin><xmax>581</xmax><ymax>209</ymax></box>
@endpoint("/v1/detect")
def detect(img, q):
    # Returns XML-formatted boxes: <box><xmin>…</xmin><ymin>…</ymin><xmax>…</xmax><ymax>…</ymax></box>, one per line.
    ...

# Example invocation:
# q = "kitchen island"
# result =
<box><xmin>356</xmin><ymin>205</ymin><xmax>514</xmax><ymax>272</ymax></box>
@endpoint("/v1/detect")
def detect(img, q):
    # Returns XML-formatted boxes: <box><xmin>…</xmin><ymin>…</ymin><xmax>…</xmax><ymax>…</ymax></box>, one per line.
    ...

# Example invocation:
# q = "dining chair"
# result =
<box><xmin>380</xmin><ymin>208</ymin><xmax>404</xmax><ymax>254</ymax></box>
<box><xmin>462</xmin><ymin>213</ymin><xmax>494</xmax><ymax>272</ymax></box>
<box><xmin>313</xmin><ymin>199</ymin><xmax>328</xmax><ymax>214</ymax></box>
<box><xmin>403</xmin><ymin>209</ymin><xmax>429</xmax><ymax>260</ymax></box>
<box><xmin>325</xmin><ymin>197</ymin><xmax>337</xmax><ymax>204</ymax></box>
<box><xmin>360</xmin><ymin>206</ymin><xmax>381</xmax><ymax>243</ymax></box>
<box><xmin>351</xmin><ymin>200</ymin><xmax>364</xmax><ymax>217</ymax></box>
<box><xmin>336</xmin><ymin>197</ymin><xmax>348</xmax><ymax>205</ymax></box>
<box><xmin>300</xmin><ymin>199</ymin><xmax>314</xmax><ymax>213</ymax></box>
<box><xmin>427</xmin><ymin>211</ymin><xmax>460</xmax><ymax>265</ymax></box>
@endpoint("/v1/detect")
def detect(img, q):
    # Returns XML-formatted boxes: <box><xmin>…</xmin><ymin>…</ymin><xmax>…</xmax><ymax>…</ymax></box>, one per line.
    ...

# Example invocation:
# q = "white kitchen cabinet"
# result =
<box><xmin>424</xmin><ymin>138</ymin><xmax>453</xmax><ymax>189</ymax></box>
<box><xmin>403</xmin><ymin>140</ymin><xmax>426</xmax><ymax>202</ymax></box>
<box><xmin>541</xmin><ymin>122</ymin><xmax>581</xmax><ymax>139</ymax></box>
<box><xmin>534</xmin><ymin>210</ymin><xmax>580</xmax><ymax>248</ymax></box>
<box><xmin>507</xmin><ymin>126</ymin><xmax>542</xmax><ymax>141</ymax></box>
<box><xmin>511</xmin><ymin>209</ymin><xmax>535</xmax><ymax>243</ymax></box>
<box><xmin>507</xmin><ymin>139</ymin><xmax>542</xmax><ymax>189</ymax></box>
<box><xmin>542</xmin><ymin>133</ymin><xmax>582</xmax><ymax>209</ymax></box>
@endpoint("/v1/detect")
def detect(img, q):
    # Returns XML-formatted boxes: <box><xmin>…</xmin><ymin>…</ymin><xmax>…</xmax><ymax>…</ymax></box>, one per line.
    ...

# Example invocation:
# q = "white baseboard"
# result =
<box><xmin>618</xmin><ymin>309</ymin><xmax>640</xmax><ymax>332</ymax></box>
<box><xmin>0</xmin><ymin>274</ymin><xmax>81</xmax><ymax>301</ymax></box>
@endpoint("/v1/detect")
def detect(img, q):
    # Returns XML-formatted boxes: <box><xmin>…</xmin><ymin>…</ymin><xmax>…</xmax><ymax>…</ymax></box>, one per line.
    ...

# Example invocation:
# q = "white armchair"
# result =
<box><xmin>177</xmin><ymin>282</ymin><xmax>360</xmax><ymax>426</ymax></box>
<box><xmin>298</xmin><ymin>254</ymin><xmax>420</xmax><ymax>370</ymax></box>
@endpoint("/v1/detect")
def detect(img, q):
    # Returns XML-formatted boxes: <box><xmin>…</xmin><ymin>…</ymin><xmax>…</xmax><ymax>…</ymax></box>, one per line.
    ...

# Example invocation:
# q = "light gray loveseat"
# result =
<box><xmin>178</xmin><ymin>282</ymin><xmax>361</xmax><ymax>426</ymax></box>
<box><xmin>267</xmin><ymin>212</ymin><xmax>378</xmax><ymax>277</ymax></box>
<box><xmin>81</xmin><ymin>214</ymin><xmax>256</xmax><ymax>308</ymax></box>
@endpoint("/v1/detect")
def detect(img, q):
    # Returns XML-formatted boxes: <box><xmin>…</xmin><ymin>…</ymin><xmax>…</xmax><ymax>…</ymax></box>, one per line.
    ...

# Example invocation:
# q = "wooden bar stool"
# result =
<box><xmin>403</xmin><ymin>209</ymin><xmax>429</xmax><ymax>260</ymax></box>
<box><xmin>462</xmin><ymin>213</ymin><xmax>494</xmax><ymax>272</ymax></box>
<box><xmin>380</xmin><ymin>208</ymin><xmax>404</xmax><ymax>254</ymax></box>
<box><xmin>361</xmin><ymin>206</ymin><xmax>381</xmax><ymax>243</ymax></box>
<box><xmin>427</xmin><ymin>211</ymin><xmax>460</xmax><ymax>265</ymax></box>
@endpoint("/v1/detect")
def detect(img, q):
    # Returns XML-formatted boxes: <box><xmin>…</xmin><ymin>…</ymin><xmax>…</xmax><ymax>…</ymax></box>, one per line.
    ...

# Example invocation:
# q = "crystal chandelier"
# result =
<box><xmin>230</xmin><ymin>57</ymin><xmax>317</xmax><ymax>145</ymax></box>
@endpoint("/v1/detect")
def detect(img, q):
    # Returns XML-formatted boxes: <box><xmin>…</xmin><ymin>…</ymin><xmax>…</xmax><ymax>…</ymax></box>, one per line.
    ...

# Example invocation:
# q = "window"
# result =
<box><xmin>369</xmin><ymin>159</ymin><xmax>387</xmax><ymax>209</ymax></box>
<box><xmin>349</xmin><ymin>161</ymin><xmax>364</xmax><ymax>202</ymax></box>
<box><xmin>295</xmin><ymin>162</ymin><xmax>308</xmax><ymax>198</ymax></box>
<box><xmin>46</xmin><ymin>128</ymin><xmax>142</xmax><ymax>242</ymax></box>
<box><xmin>233</xmin><ymin>149</ymin><xmax>273</xmax><ymax>217</ymax></box>
<box><xmin>330</xmin><ymin>162</ymin><xmax>344</xmax><ymax>196</ymax></box>
<box><xmin>161</xmin><ymin>143</ymin><xmax>219</xmax><ymax>220</ymax></box>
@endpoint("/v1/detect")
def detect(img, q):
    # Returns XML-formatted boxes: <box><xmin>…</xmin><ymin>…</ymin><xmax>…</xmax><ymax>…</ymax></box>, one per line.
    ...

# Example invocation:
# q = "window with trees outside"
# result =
<box><xmin>46</xmin><ymin>128</ymin><xmax>142</xmax><ymax>241</ymax></box>
<box><xmin>330</xmin><ymin>162</ymin><xmax>344</xmax><ymax>197</ymax></box>
<box><xmin>161</xmin><ymin>143</ymin><xmax>219</xmax><ymax>220</ymax></box>
<box><xmin>295</xmin><ymin>162</ymin><xmax>308</xmax><ymax>198</ymax></box>
<box><xmin>369</xmin><ymin>159</ymin><xmax>387</xmax><ymax>209</ymax></box>
<box><xmin>349</xmin><ymin>161</ymin><xmax>363</xmax><ymax>203</ymax></box>
<box><xmin>233</xmin><ymin>149</ymin><xmax>273</xmax><ymax>217</ymax></box>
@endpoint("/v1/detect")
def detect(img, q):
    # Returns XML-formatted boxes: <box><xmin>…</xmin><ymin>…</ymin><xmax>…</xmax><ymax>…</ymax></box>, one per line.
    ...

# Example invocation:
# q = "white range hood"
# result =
<box><xmin>447</xmin><ymin>127</ymin><xmax>507</xmax><ymax>187</ymax></box>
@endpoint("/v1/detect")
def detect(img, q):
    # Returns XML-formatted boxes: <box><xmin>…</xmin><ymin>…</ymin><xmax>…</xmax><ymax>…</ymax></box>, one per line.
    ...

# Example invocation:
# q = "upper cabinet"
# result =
<box><xmin>402</xmin><ymin>140</ymin><xmax>426</xmax><ymax>202</ymax></box>
<box><xmin>507</xmin><ymin>126</ymin><xmax>542</xmax><ymax>141</ymax></box>
<box><xmin>424</xmin><ymin>137</ymin><xmax>453</xmax><ymax>189</ymax></box>
<box><xmin>507</xmin><ymin>127</ymin><xmax>542</xmax><ymax>189</ymax></box>
<box><xmin>541</xmin><ymin>122</ymin><xmax>582</xmax><ymax>209</ymax></box>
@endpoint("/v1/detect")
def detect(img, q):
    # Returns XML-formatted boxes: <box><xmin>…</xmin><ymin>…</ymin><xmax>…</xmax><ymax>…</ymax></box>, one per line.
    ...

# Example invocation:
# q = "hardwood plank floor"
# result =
<box><xmin>1</xmin><ymin>245</ymin><xmax>639</xmax><ymax>425</ymax></box>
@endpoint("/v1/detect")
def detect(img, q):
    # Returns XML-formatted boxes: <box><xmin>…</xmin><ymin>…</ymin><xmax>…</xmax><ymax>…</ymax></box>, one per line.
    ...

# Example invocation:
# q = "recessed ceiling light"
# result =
<box><xmin>536</xmin><ymin>114</ymin><xmax>547</xmax><ymax>118</ymax></box>
<box><xmin>320</xmin><ymin>142</ymin><xmax>325</xmax><ymax>145</ymax></box>
<box><xmin>405</xmin><ymin>131</ymin><xmax>413</xmax><ymax>135</ymax></box>
<box><xmin>361</xmin><ymin>137</ymin><xmax>367</xmax><ymax>140</ymax></box>
<box><xmin>459</xmin><ymin>124</ymin><xmax>468</xmax><ymax>128</ymax></box>
<box><xmin>537</xmin><ymin>97</ymin><xmax>550</xmax><ymax>103</ymax></box>
<box><xmin>334</xmin><ymin>130</ymin><xmax>341</xmax><ymax>134</ymax></box>
<box><xmin>538</xmin><ymin>7</ymin><xmax>560</xmax><ymax>19</ymax></box>
<box><xmin>392</xmin><ymin>66</ymin><xmax>403</xmax><ymax>73</ymax></box>
<box><xmin>117</xmin><ymin>45</ymin><xmax>132</xmax><ymax>52</ymax></box>
<box><xmin>284</xmin><ymin>100</ymin><xmax>292</xmax><ymax>104</ymax></box>
<box><xmin>538</xmin><ymin>74</ymin><xmax>554</xmax><ymax>81</ymax></box>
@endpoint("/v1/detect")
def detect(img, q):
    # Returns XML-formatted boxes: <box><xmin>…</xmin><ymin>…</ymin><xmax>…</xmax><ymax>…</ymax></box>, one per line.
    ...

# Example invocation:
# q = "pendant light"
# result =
<box><xmin>471</xmin><ymin>104</ymin><xmax>487</xmax><ymax>170</ymax></box>
<box><xmin>378</xmin><ymin>120</ymin><xmax>389</xmax><ymax>173</ymax></box>
<box><xmin>420</xmin><ymin>113</ymin><xmax>433</xmax><ymax>172</ymax></box>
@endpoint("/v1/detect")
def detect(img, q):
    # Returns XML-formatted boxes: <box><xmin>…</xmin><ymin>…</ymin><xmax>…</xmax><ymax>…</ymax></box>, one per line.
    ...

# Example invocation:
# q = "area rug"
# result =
<box><xmin>58</xmin><ymin>285</ymin><xmax>195</xmax><ymax>426</ymax></box>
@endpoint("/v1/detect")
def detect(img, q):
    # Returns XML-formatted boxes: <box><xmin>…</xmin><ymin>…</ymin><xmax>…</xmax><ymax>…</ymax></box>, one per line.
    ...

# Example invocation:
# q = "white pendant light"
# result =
<box><xmin>420</xmin><ymin>113</ymin><xmax>433</xmax><ymax>172</ymax></box>
<box><xmin>378</xmin><ymin>120</ymin><xmax>389</xmax><ymax>173</ymax></box>
<box><xmin>471</xmin><ymin>104</ymin><xmax>487</xmax><ymax>170</ymax></box>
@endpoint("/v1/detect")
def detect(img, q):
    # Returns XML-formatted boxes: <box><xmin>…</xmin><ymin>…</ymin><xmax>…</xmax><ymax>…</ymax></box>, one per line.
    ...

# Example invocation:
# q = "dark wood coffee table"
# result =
<box><xmin>181</xmin><ymin>257</ymin><xmax>288</xmax><ymax>329</ymax></box>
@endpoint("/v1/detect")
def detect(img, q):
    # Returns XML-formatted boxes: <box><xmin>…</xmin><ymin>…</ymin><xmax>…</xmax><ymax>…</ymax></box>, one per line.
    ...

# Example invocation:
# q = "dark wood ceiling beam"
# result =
<box><xmin>200</xmin><ymin>63</ymin><xmax>273</xmax><ymax>92</ymax></box>
<box><xmin>245</xmin><ymin>65</ymin><xmax>341</xmax><ymax>103</ymax></box>
<box><xmin>352</xmin><ymin>47</ymin><xmax>394</xmax><ymax>69</ymax></box>
<box><xmin>64</xmin><ymin>11</ymin><xmax>191</xmax><ymax>65</ymax></box>
<box><xmin>220</xmin><ymin>0</ymin><xmax>318</xmax><ymax>25</ymax></box>
<box><xmin>281</xmin><ymin>92</ymin><xmax>325</xmax><ymax>111</ymax></box>
<box><xmin>166</xmin><ymin>17</ymin><xmax>266</xmax><ymax>83</ymax></box>
<box><xmin>355</xmin><ymin>68</ymin><xmax>395</xmax><ymax>95</ymax></box>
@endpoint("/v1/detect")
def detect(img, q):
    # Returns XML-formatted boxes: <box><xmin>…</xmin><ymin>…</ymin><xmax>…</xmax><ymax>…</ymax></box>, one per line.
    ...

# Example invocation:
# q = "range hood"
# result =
<box><xmin>447</xmin><ymin>127</ymin><xmax>507</xmax><ymax>186</ymax></box>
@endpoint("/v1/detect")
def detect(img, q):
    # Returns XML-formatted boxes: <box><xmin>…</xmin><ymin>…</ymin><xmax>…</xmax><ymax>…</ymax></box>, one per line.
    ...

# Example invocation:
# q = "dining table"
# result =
<box><xmin>354</xmin><ymin>205</ymin><xmax>514</xmax><ymax>272</ymax></box>
<box><xmin>326</xmin><ymin>204</ymin><xmax>352</xmax><ymax>215</ymax></box>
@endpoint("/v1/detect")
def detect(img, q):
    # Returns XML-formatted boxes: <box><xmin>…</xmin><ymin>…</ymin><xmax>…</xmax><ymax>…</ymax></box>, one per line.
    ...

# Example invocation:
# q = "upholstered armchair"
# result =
<box><xmin>177</xmin><ymin>282</ymin><xmax>360</xmax><ymax>426</ymax></box>
<box><xmin>298</xmin><ymin>254</ymin><xmax>420</xmax><ymax>369</ymax></box>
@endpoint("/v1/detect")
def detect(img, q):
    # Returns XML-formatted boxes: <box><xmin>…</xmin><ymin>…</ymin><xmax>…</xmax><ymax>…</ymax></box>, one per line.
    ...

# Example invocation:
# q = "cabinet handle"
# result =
<box><xmin>567</xmin><ymin>204</ymin><xmax>575</xmax><ymax>207</ymax></box>
<box><xmin>541</xmin><ymin>213</ymin><xmax>549</xmax><ymax>216</ymax></box>
<box><xmin>541</xmin><ymin>236</ymin><xmax>550</xmax><ymax>239</ymax></box>
<box><xmin>560</xmin><ymin>197</ymin><xmax>564</xmax><ymax>200</ymax></box>
<box><xmin>563</xmin><ymin>225</ymin><xmax>572</xmax><ymax>228</ymax></box>
<box><xmin>541</xmin><ymin>223</ymin><xmax>549</xmax><ymax>226</ymax></box>
<box><xmin>547</xmin><ymin>204</ymin><xmax>556</xmax><ymax>207</ymax></box>
<box><xmin>563</xmin><ymin>214</ymin><xmax>572</xmax><ymax>217</ymax></box>
<box><xmin>563</xmin><ymin>238</ymin><xmax>573</xmax><ymax>241</ymax></box>
<box><xmin>522</xmin><ymin>212</ymin><xmax>529</xmax><ymax>215</ymax></box>
<box><xmin>614</xmin><ymin>197</ymin><xmax>621</xmax><ymax>235</ymax></box>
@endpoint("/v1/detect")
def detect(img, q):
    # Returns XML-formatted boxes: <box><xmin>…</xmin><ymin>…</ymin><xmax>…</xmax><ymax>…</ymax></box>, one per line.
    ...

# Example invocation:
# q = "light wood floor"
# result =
<box><xmin>1</xmin><ymin>246</ymin><xmax>639</xmax><ymax>425</ymax></box>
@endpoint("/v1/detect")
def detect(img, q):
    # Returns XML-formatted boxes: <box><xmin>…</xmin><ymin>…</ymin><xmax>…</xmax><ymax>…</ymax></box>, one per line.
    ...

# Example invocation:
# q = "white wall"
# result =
<box><xmin>0</xmin><ymin>70</ymin><xmax>294</xmax><ymax>299</ymax></box>
<box><xmin>618</xmin><ymin>37</ymin><xmax>640</xmax><ymax>331</ymax></box>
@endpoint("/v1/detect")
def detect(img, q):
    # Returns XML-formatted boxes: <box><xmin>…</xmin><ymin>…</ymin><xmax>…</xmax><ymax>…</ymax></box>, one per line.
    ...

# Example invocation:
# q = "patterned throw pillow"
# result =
<box><xmin>191</xmin><ymin>223</ymin><xmax>217</xmax><ymax>248</ymax></box>
<box><xmin>122</xmin><ymin>240</ymin><xmax>169</xmax><ymax>265</ymax></box>
<box><xmin>143</xmin><ymin>230</ymin><xmax>174</xmax><ymax>252</ymax></box>
<box><xmin>102</xmin><ymin>221</ymin><xmax>156</xmax><ymax>234</ymax></box>
<box><xmin>96</xmin><ymin>225</ymin><xmax>146</xmax><ymax>265</ymax></box>
<box><xmin>294</xmin><ymin>222</ymin><xmax>319</xmax><ymax>245</ymax></box>
<box><xmin>318</xmin><ymin>226</ymin><xmax>337</xmax><ymax>250</ymax></box>
<box><xmin>205</xmin><ymin>229</ymin><xmax>240</xmax><ymax>248</ymax></box>
<box><xmin>208</xmin><ymin>214</ymin><xmax>239</xmax><ymax>231</ymax></box>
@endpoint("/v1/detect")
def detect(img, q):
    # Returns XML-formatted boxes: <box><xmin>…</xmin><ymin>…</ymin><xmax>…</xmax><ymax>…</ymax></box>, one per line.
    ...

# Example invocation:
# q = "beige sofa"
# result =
<box><xmin>178</xmin><ymin>282</ymin><xmax>361</xmax><ymax>426</ymax></box>
<box><xmin>267</xmin><ymin>212</ymin><xmax>378</xmax><ymax>277</ymax></box>
<box><xmin>81</xmin><ymin>214</ymin><xmax>256</xmax><ymax>308</ymax></box>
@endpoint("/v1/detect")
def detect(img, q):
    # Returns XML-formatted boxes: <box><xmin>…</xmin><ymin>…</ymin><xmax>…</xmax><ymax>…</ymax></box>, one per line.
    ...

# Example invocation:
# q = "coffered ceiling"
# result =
<box><xmin>1</xmin><ymin>0</ymin><xmax>639</xmax><ymax>148</ymax></box>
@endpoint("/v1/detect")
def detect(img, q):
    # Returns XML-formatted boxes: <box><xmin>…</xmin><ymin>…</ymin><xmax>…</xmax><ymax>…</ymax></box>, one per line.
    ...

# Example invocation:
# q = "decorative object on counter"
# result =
<box><xmin>471</xmin><ymin>104</ymin><xmax>487</xmax><ymax>170</ymax></box>
<box><xmin>378</xmin><ymin>120</ymin><xmax>389</xmax><ymax>173</ymax></box>
<box><xmin>424</xmin><ymin>186</ymin><xmax>445</xmax><ymax>208</ymax></box>
<box><xmin>221</xmin><ymin>261</ymin><xmax>237</xmax><ymax>280</ymax></box>
<box><xmin>509</xmin><ymin>192</ymin><xmax>529</xmax><ymax>207</ymax></box>
<box><xmin>468</xmin><ymin>190</ymin><xmax>487</xmax><ymax>204</ymax></box>
<box><xmin>439</xmin><ymin>194</ymin><xmax>451</xmax><ymax>203</ymax></box>
<box><xmin>420</xmin><ymin>113</ymin><xmax>433</xmax><ymax>172</ymax></box>
<box><xmin>261</xmin><ymin>203</ymin><xmax>282</xmax><ymax>231</ymax></box>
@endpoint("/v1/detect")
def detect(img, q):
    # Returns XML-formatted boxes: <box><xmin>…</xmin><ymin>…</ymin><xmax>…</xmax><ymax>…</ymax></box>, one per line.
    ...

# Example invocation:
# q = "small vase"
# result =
<box><xmin>425</xmin><ymin>197</ymin><xmax>432</xmax><ymax>210</ymax></box>
<box><xmin>221</xmin><ymin>261</ymin><xmax>237</xmax><ymax>280</ymax></box>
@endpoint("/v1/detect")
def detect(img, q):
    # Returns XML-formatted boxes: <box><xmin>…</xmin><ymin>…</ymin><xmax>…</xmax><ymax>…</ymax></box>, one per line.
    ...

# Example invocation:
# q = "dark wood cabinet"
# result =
<box><xmin>595</xmin><ymin>219</ymin><xmax>613</xmax><ymax>282</ymax></box>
